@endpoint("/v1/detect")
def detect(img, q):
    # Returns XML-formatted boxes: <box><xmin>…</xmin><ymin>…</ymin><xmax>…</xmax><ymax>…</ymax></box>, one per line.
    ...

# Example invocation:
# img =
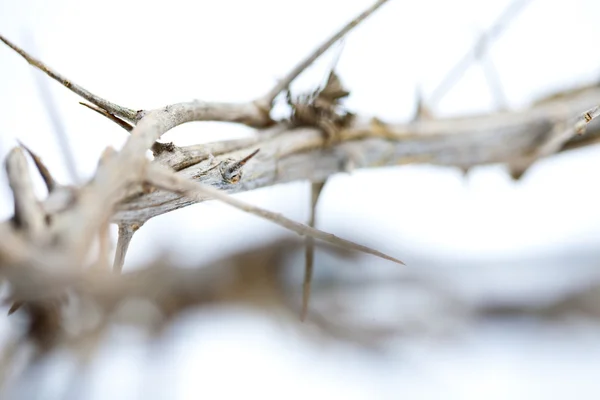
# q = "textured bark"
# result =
<box><xmin>111</xmin><ymin>85</ymin><xmax>600</xmax><ymax>224</ymax></box>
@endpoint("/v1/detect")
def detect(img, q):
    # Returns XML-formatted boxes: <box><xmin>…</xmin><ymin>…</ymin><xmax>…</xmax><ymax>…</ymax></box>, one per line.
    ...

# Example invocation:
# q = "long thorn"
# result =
<box><xmin>79</xmin><ymin>102</ymin><xmax>134</xmax><ymax>132</ymax></box>
<box><xmin>301</xmin><ymin>180</ymin><xmax>326</xmax><ymax>321</ymax></box>
<box><xmin>148</xmin><ymin>165</ymin><xmax>405</xmax><ymax>265</ymax></box>
<box><xmin>79</xmin><ymin>102</ymin><xmax>171</xmax><ymax>156</ymax></box>
<box><xmin>17</xmin><ymin>140</ymin><xmax>57</xmax><ymax>192</ymax></box>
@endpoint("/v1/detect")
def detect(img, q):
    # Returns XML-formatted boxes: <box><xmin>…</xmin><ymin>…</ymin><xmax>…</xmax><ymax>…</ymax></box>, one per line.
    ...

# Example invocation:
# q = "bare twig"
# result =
<box><xmin>146</xmin><ymin>164</ymin><xmax>404</xmax><ymax>265</ymax></box>
<box><xmin>0</xmin><ymin>34</ymin><xmax>138</xmax><ymax>122</ymax></box>
<box><xmin>260</xmin><ymin>0</ymin><xmax>391</xmax><ymax>108</ymax></box>
<box><xmin>17</xmin><ymin>140</ymin><xmax>57</xmax><ymax>193</ymax></box>
<box><xmin>302</xmin><ymin>180</ymin><xmax>327</xmax><ymax>321</ymax></box>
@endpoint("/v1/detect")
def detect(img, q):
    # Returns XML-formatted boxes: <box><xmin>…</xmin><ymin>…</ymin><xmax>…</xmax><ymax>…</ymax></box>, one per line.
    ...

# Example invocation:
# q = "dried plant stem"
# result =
<box><xmin>260</xmin><ymin>0</ymin><xmax>391</xmax><ymax>107</ymax></box>
<box><xmin>147</xmin><ymin>164</ymin><xmax>404</xmax><ymax>265</ymax></box>
<box><xmin>0</xmin><ymin>34</ymin><xmax>138</xmax><ymax>122</ymax></box>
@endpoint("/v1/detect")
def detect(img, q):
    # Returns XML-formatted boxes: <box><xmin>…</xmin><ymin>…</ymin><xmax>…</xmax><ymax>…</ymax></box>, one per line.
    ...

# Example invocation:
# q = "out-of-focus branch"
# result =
<box><xmin>427</xmin><ymin>0</ymin><xmax>531</xmax><ymax>107</ymax></box>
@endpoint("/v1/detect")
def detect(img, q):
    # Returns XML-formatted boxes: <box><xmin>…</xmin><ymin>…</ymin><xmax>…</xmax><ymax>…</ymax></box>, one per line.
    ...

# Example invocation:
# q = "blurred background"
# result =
<box><xmin>2</xmin><ymin>0</ymin><xmax>600</xmax><ymax>398</ymax></box>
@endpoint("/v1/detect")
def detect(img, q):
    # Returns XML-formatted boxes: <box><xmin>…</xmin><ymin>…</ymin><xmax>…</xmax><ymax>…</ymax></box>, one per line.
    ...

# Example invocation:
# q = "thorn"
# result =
<box><xmin>301</xmin><ymin>180</ymin><xmax>327</xmax><ymax>321</ymax></box>
<box><xmin>412</xmin><ymin>85</ymin><xmax>433</xmax><ymax>121</ymax></box>
<box><xmin>220</xmin><ymin>149</ymin><xmax>260</xmax><ymax>184</ymax></box>
<box><xmin>113</xmin><ymin>223</ymin><xmax>141</xmax><ymax>273</ymax></box>
<box><xmin>7</xmin><ymin>301</ymin><xmax>23</xmax><ymax>315</ymax></box>
<box><xmin>79</xmin><ymin>102</ymin><xmax>134</xmax><ymax>132</ymax></box>
<box><xmin>508</xmin><ymin>165</ymin><xmax>528</xmax><ymax>181</ymax></box>
<box><xmin>16</xmin><ymin>140</ymin><xmax>57</xmax><ymax>192</ymax></box>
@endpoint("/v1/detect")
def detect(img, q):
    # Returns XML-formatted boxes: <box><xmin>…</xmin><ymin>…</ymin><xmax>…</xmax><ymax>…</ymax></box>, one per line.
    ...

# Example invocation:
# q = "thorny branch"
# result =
<box><xmin>0</xmin><ymin>34</ymin><xmax>138</xmax><ymax>123</ymax></box>
<box><xmin>146</xmin><ymin>163</ymin><xmax>404</xmax><ymax>265</ymax></box>
<box><xmin>1</xmin><ymin>0</ymin><xmax>600</xmax><ymax>378</ymax></box>
<box><xmin>0</xmin><ymin>0</ymin><xmax>402</xmax><ymax>294</ymax></box>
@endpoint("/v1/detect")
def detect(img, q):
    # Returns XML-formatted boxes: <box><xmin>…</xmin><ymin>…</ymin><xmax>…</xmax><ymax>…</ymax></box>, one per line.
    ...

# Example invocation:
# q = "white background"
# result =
<box><xmin>2</xmin><ymin>0</ymin><xmax>600</xmax><ymax>399</ymax></box>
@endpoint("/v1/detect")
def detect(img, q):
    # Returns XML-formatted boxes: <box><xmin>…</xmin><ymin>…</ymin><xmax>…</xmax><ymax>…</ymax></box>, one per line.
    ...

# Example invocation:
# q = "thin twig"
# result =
<box><xmin>302</xmin><ymin>180</ymin><xmax>326</xmax><ymax>321</ymax></box>
<box><xmin>260</xmin><ymin>0</ymin><xmax>391</xmax><ymax>107</ymax></box>
<box><xmin>146</xmin><ymin>164</ymin><xmax>404</xmax><ymax>265</ymax></box>
<box><xmin>0</xmin><ymin>34</ymin><xmax>138</xmax><ymax>122</ymax></box>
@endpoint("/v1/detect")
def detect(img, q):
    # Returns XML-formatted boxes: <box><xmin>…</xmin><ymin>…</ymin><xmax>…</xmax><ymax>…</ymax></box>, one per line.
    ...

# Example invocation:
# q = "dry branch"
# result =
<box><xmin>146</xmin><ymin>163</ymin><xmax>404</xmax><ymax>264</ymax></box>
<box><xmin>0</xmin><ymin>0</ymin><xmax>395</xmax><ymax>277</ymax></box>
<box><xmin>0</xmin><ymin>34</ymin><xmax>138</xmax><ymax>122</ymax></box>
<box><xmin>108</xmin><ymin>84</ymin><xmax>600</xmax><ymax>224</ymax></box>
<box><xmin>1</xmin><ymin>0</ymin><xmax>600</xmax><ymax>377</ymax></box>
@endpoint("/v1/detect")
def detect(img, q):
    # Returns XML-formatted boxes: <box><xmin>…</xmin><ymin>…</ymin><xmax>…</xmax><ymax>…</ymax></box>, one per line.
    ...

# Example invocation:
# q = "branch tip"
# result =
<box><xmin>261</xmin><ymin>0</ymin><xmax>390</xmax><ymax>107</ymax></box>
<box><xmin>0</xmin><ymin>33</ymin><xmax>138</xmax><ymax>122</ymax></box>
